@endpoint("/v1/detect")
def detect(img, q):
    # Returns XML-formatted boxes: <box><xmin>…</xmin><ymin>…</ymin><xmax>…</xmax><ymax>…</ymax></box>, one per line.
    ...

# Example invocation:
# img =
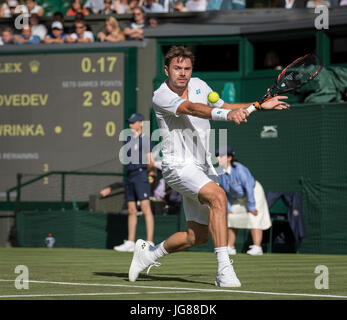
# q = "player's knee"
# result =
<box><xmin>210</xmin><ymin>190</ymin><xmax>227</xmax><ymax>211</ymax></box>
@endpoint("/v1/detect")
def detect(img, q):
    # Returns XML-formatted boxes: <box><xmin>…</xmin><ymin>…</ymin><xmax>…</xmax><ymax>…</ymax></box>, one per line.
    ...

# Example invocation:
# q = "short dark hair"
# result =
<box><xmin>164</xmin><ymin>46</ymin><xmax>195</xmax><ymax>68</ymax></box>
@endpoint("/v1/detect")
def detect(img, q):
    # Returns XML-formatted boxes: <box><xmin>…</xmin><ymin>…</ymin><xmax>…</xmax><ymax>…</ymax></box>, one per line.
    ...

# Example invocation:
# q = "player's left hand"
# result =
<box><xmin>261</xmin><ymin>96</ymin><xmax>290</xmax><ymax>110</ymax></box>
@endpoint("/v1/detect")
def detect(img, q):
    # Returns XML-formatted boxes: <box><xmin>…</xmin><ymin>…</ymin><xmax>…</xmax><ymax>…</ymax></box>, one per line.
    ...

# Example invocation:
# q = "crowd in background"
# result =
<box><xmin>0</xmin><ymin>0</ymin><xmax>346</xmax><ymax>45</ymax></box>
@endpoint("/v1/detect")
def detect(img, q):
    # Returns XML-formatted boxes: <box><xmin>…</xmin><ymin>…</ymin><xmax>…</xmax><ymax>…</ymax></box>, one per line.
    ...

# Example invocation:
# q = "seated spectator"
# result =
<box><xmin>66</xmin><ymin>19</ymin><xmax>94</xmax><ymax>43</ymax></box>
<box><xmin>84</xmin><ymin>0</ymin><xmax>107</xmax><ymax>14</ymax></box>
<box><xmin>13</xmin><ymin>24</ymin><xmax>40</xmax><ymax>44</ymax></box>
<box><xmin>98</xmin><ymin>16</ymin><xmax>125</xmax><ymax>42</ymax></box>
<box><xmin>123</xmin><ymin>6</ymin><xmax>149</xmax><ymax>40</ymax></box>
<box><xmin>67</xmin><ymin>0</ymin><xmax>90</xmax><ymax>16</ymax></box>
<box><xmin>29</xmin><ymin>13</ymin><xmax>47</xmax><ymax>41</ymax></box>
<box><xmin>306</xmin><ymin>0</ymin><xmax>331</xmax><ymax>7</ymax></box>
<box><xmin>114</xmin><ymin>0</ymin><xmax>130</xmax><ymax>13</ymax></box>
<box><xmin>264</xmin><ymin>50</ymin><xmax>282</xmax><ymax>70</ymax></box>
<box><xmin>101</xmin><ymin>0</ymin><xmax>116</xmax><ymax>14</ymax></box>
<box><xmin>276</xmin><ymin>0</ymin><xmax>306</xmax><ymax>7</ymax></box>
<box><xmin>0</xmin><ymin>27</ymin><xmax>14</xmax><ymax>45</ymax></box>
<box><xmin>148</xmin><ymin>17</ymin><xmax>159</xmax><ymax>27</ymax></box>
<box><xmin>142</xmin><ymin>0</ymin><xmax>165</xmax><ymax>12</ymax></box>
<box><xmin>44</xmin><ymin>21</ymin><xmax>67</xmax><ymax>44</ymax></box>
<box><xmin>173</xmin><ymin>0</ymin><xmax>189</xmax><ymax>11</ymax></box>
<box><xmin>0</xmin><ymin>0</ymin><xmax>18</xmax><ymax>17</ymax></box>
<box><xmin>24</xmin><ymin>0</ymin><xmax>44</xmax><ymax>16</ymax></box>
<box><xmin>185</xmin><ymin>0</ymin><xmax>207</xmax><ymax>11</ymax></box>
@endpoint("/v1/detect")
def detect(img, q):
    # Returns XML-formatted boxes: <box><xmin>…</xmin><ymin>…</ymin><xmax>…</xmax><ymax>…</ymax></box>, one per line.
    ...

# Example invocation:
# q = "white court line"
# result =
<box><xmin>0</xmin><ymin>279</ymin><xmax>347</xmax><ymax>299</ymax></box>
<box><xmin>0</xmin><ymin>291</ymin><xmax>198</xmax><ymax>299</ymax></box>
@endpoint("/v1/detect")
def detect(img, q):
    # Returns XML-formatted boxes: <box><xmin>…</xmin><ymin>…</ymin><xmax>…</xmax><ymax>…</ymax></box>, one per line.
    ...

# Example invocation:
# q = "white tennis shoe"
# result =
<box><xmin>246</xmin><ymin>245</ymin><xmax>263</xmax><ymax>256</ymax></box>
<box><xmin>227</xmin><ymin>246</ymin><xmax>237</xmax><ymax>255</ymax></box>
<box><xmin>113</xmin><ymin>240</ymin><xmax>135</xmax><ymax>252</ymax></box>
<box><xmin>129</xmin><ymin>239</ymin><xmax>160</xmax><ymax>282</ymax></box>
<box><xmin>215</xmin><ymin>260</ymin><xmax>241</xmax><ymax>288</ymax></box>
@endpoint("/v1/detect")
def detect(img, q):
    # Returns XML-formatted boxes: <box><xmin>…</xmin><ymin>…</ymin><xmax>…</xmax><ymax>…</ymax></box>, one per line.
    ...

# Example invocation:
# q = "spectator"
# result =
<box><xmin>306</xmin><ymin>0</ymin><xmax>331</xmax><ymax>7</ymax></box>
<box><xmin>142</xmin><ymin>0</ymin><xmax>165</xmax><ymax>12</ymax></box>
<box><xmin>66</xmin><ymin>20</ymin><xmax>94</xmax><ymax>43</ymax></box>
<box><xmin>0</xmin><ymin>27</ymin><xmax>14</xmax><ymax>45</ymax></box>
<box><xmin>173</xmin><ymin>0</ymin><xmax>188</xmax><ymax>11</ymax></box>
<box><xmin>114</xmin><ymin>0</ymin><xmax>130</xmax><ymax>13</ymax></box>
<box><xmin>13</xmin><ymin>24</ymin><xmax>40</xmax><ymax>44</ymax></box>
<box><xmin>84</xmin><ymin>0</ymin><xmax>107</xmax><ymax>14</ymax></box>
<box><xmin>53</xmin><ymin>11</ymin><xmax>65</xmax><ymax>23</ymax></box>
<box><xmin>264</xmin><ymin>50</ymin><xmax>282</xmax><ymax>70</ymax></box>
<box><xmin>66</xmin><ymin>0</ymin><xmax>90</xmax><ymax>16</ymax></box>
<box><xmin>148</xmin><ymin>17</ymin><xmax>159</xmax><ymax>27</ymax></box>
<box><xmin>127</xmin><ymin>0</ymin><xmax>145</xmax><ymax>12</ymax></box>
<box><xmin>123</xmin><ymin>6</ymin><xmax>149</xmax><ymax>40</ymax></box>
<box><xmin>24</xmin><ymin>0</ymin><xmax>44</xmax><ymax>16</ymax></box>
<box><xmin>29</xmin><ymin>13</ymin><xmax>47</xmax><ymax>42</ymax></box>
<box><xmin>98</xmin><ymin>16</ymin><xmax>125</xmax><ymax>42</ymax></box>
<box><xmin>44</xmin><ymin>21</ymin><xmax>67</xmax><ymax>44</ymax></box>
<box><xmin>0</xmin><ymin>0</ymin><xmax>18</xmax><ymax>17</ymax></box>
<box><xmin>276</xmin><ymin>0</ymin><xmax>307</xmax><ymax>7</ymax></box>
<box><xmin>185</xmin><ymin>0</ymin><xmax>207</xmax><ymax>11</ymax></box>
<box><xmin>216</xmin><ymin>146</ymin><xmax>272</xmax><ymax>256</ymax></box>
<box><xmin>100</xmin><ymin>0</ymin><xmax>116</xmax><ymax>14</ymax></box>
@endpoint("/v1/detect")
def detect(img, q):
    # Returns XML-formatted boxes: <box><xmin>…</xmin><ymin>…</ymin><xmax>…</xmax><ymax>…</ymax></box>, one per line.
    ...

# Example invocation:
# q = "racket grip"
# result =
<box><xmin>246</xmin><ymin>104</ymin><xmax>257</xmax><ymax>114</ymax></box>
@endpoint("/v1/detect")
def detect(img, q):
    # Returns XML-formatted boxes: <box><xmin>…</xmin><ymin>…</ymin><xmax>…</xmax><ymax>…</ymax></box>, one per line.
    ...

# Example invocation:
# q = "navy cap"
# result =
<box><xmin>127</xmin><ymin>113</ymin><xmax>145</xmax><ymax>123</ymax></box>
<box><xmin>215</xmin><ymin>146</ymin><xmax>235</xmax><ymax>157</ymax></box>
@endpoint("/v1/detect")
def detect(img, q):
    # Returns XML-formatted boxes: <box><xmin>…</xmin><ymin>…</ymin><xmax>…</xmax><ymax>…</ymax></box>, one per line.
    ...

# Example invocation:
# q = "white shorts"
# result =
<box><xmin>162</xmin><ymin>163</ymin><xmax>219</xmax><ymax>225</ymax></box>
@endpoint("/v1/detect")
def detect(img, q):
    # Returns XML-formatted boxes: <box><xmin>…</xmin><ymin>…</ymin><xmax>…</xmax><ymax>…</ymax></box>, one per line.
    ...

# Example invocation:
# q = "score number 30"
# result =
<box><xmin>83</xmin><ymin>90</ymin><xmax>120</xmax><ymax>107</ymax></box>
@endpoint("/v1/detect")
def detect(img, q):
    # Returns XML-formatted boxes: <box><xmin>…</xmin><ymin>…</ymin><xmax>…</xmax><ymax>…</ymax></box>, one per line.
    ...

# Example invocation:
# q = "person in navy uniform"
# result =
<box><xmin>110</xmin><ymin>113</ymin><xmax>155</xmax><ymax>252</ymax></box>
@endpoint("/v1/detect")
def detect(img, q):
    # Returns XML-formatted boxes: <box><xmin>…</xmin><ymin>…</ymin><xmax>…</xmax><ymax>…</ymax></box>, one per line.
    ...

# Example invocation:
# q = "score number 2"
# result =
<box><xmin>83</xmin><ymin>121</ymin><xmax>117</xmax><ymax>138</ymax></box>
<box><xmin>81</xmin><ymin>56</ymin><xmax>117</xmax><ymax>73</ymax></box>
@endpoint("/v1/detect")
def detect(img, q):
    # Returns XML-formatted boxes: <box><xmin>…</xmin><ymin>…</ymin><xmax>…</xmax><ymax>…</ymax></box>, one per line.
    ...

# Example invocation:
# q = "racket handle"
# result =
<box><xmin>246</xmin><ymin>104</ymin><xmax>257</xmax><ymax>114</ymax></box>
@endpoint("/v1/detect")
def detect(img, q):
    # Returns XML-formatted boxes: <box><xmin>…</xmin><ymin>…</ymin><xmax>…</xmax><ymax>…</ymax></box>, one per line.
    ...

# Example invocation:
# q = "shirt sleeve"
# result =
<box><xmin>237</xmin><ymin>164</ymin><xmax>256</xmax><ymax>211</ymax></box>
<box><xmin>153</xmin><ymin>87</ymin><xmax>186</xmax><ymax>117</ymax></box>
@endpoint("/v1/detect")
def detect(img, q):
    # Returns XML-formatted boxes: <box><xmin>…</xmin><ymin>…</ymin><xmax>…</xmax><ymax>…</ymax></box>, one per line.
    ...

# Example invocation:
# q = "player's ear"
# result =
<box><xmin>164</xmin><ymin>65</ymin><xmax>169</xmax><ymax>77</ymax></box>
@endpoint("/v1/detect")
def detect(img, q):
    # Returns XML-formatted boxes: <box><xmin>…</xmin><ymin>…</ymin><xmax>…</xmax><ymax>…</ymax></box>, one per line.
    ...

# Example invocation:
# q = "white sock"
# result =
<box><xmin>148</xmin><ymin>241</ymin><xmax>168</xmax><ymax>261</ymax></box>
<box><xmin>214</xmin><ymin>246</ymin><xmax>230</xmax><ymax>272</ymax></box>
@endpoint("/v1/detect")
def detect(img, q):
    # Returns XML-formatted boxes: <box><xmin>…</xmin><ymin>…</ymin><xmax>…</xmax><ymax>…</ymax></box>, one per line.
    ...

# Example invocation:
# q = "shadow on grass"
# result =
<box><xmin>93</xmin><ymin>272</ymin><xmax>212</xmax><ymax>286</ymax></box>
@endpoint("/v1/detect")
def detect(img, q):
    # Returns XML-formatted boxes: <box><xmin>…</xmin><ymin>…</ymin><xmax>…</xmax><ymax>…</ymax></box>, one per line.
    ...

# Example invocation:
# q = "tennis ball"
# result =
<box><xmin>208</xmin><ymin>91</ymin><xmax>220</xmax><ymax>104</ymax></box>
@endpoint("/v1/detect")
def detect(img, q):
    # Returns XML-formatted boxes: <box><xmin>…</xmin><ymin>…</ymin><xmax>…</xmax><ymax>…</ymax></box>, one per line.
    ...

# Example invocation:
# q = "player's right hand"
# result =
<box><xmin>227</xmin><ymin>108</ymin><xmax>249</xmax><ymax>124</ymax></box>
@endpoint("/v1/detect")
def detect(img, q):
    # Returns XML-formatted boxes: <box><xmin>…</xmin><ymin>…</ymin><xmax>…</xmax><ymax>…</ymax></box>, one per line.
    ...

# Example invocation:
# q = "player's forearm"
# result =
<box><xmin>222</xmin><ymin>102</ymin><xmax>254</xmax><ymax>110</ymax></box>
<box><xmin>176</xmin><ymin>101</ymin><xmax>213</xmax><ymax>119</ymax></box>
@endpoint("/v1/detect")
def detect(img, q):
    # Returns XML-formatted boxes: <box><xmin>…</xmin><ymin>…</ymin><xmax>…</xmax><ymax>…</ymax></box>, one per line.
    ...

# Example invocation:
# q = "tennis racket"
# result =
<box><xmin>246</xmin><ymin>53</ymin><xmax>322</xmax><ymax>114</ymax></box>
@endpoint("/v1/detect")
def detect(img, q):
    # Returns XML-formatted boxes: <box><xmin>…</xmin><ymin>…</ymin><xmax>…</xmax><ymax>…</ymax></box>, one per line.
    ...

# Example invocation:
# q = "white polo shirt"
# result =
<box><xmin>153</xmin><ymin>77</ymin><xmax>224</xmax><ymax>168</ymax></box>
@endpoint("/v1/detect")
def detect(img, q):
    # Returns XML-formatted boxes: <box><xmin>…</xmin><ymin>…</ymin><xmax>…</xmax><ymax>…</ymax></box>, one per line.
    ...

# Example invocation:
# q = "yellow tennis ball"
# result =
<box><xmin>208</xmin><ymin>91</ymin><xmax>220</xmax><ymax>103</ymax></box>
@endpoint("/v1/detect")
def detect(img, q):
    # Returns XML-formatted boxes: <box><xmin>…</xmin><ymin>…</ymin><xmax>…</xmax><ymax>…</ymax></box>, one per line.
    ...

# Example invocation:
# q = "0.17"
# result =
<box><xmin>81</xmin><ymin>56</ymin><xmax>117</xmax><ymax>73</ymax></box>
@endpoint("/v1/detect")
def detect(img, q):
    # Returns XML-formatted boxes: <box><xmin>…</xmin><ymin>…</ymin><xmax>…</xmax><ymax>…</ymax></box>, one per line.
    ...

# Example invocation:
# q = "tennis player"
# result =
<box><xmin>129</xmin><ymin>46</ymin><xmax>289</xmax><ymax>287</ymax></box>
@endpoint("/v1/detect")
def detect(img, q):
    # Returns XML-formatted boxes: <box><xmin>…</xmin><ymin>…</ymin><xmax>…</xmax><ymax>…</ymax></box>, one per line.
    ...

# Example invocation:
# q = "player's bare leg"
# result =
<box><xmin>163</xmin><ymin>221</ymin><xmax>209</xmax><ymax>253</ymax></box>
<box><xmin>198</xmin><ymin>182</ymin><xmax>228</xmax><ymax>248</ymax></box>
<box><xmin>140</xmin><ymin>199</ymin><xmax>154</xmax><ymax>243</ymax></box>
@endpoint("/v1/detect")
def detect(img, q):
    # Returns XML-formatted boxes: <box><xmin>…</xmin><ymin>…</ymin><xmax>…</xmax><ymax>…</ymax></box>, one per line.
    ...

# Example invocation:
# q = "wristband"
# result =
<box><xmin>211</xmin><ymin>108</ymin><xmax>230</xmax><ymax>121</ymax></box>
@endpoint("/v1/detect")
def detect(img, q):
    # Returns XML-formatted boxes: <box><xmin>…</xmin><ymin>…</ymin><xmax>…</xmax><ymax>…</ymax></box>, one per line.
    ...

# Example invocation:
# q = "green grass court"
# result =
<box><xmin>0</xmin><ymin>248</ymin><xmax>346</xmax><ymax>300</ymax></box>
